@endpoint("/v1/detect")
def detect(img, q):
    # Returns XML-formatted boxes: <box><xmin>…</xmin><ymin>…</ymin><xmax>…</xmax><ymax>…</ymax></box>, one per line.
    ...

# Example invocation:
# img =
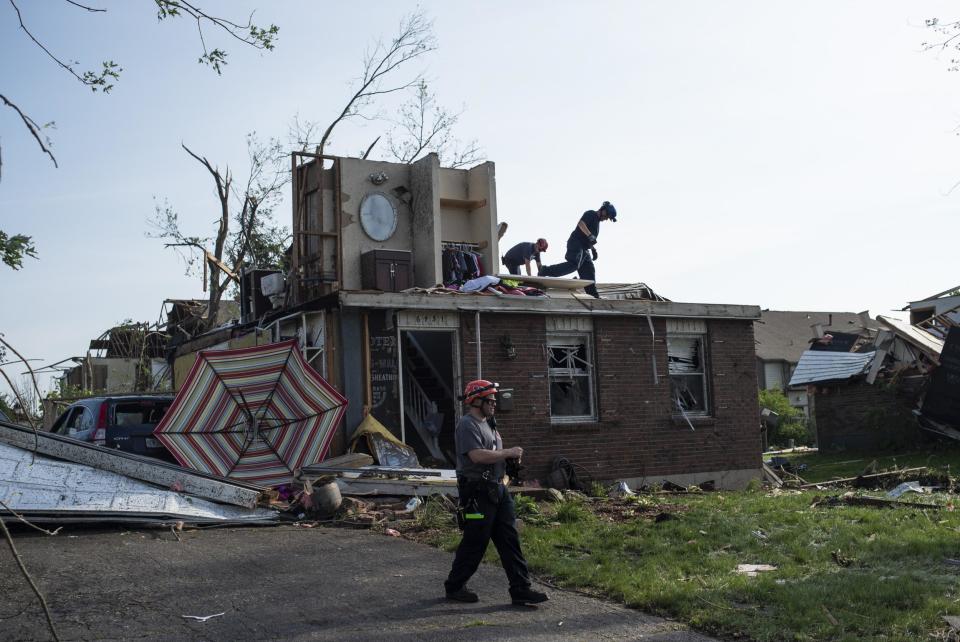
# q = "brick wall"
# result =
<box><xmin>813</xmin><ymin>382</ymin><xmax>920</xmax><ymax>452</ymax></box>
<box><xmin>459</xmin><ymin>313</ymin><xmax>761</xmax><ymax>484</ymax></box>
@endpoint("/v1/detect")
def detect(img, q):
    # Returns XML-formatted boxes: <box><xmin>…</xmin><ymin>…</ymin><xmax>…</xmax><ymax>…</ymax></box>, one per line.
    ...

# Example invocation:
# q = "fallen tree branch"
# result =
<box><xmin>0</xmin><ymin>500</ymin><xmax>62</xmax><ymax>536</ymax></box>
<box><xmin>0</xmin><ymin>518</ymin><xmax>61</xmax><ymax>641</ymax></box>
<box><xmin>800</xmin><ymin>467</ymin><xmax>928</xmax><ymax>489</ymax></box>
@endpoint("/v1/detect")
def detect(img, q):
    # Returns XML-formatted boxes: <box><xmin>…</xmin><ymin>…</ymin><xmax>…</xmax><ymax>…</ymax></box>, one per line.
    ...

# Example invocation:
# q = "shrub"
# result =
<box><xmin>759</xmin><ymin>388</ymin><xmax>812</xmax><ymax>446</ymax></box>
<box><xmin>513</xmin><ymin>494</ymin><xmax>540</xmax><ymax>519</ymax></box>
<box><xmin>555</xmin><ymin>499</ymin><xmax>589</xmax><ymax>523</ymax></box>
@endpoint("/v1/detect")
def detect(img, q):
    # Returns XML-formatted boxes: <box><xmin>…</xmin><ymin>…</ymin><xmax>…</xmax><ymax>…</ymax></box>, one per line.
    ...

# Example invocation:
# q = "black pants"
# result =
<box><xmin>538</xmin><ymin>241</ymin><xmax>599</xmax><ymax>297</ymax></box>
<box><xmin>502</xmin><ymin>260</ymin><xmax>521</xmax><ymax>275</ymax></box>
<box><xmin>445</xmin><ymin>482</ymin><xmax>531</xmax><ymax>595</ymax></box>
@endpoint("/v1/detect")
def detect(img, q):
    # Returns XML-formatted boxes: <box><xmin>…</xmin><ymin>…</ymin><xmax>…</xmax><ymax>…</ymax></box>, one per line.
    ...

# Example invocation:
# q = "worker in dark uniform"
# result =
<box><xmin>501</xmin><ymin>238</ymin><xmax>548</xmax><ymax>276</ymax></box>
<box><xmin>538</xmin><ymin>201</ymin><xmax>617</xmax><ymax>298</ymax></box>
<box><xmin>444</xmin><ymin>380</ymin><xmax>548</xmax><ymax>606</ymax></box>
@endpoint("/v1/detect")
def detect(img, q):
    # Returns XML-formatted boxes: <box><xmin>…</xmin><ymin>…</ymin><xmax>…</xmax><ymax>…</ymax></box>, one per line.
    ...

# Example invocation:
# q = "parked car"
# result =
<box><xmin>49</xmin><ymin>395</ymin><xmax>176</xmax><ymax>462</ymax></box>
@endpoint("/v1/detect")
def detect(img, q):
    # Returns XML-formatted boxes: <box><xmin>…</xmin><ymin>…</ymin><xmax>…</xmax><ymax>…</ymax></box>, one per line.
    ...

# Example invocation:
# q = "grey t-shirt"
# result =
<box><xmin>454</xmin><ymin>414</ymin><xmax>504</xmax><ymax>480</ymax></box>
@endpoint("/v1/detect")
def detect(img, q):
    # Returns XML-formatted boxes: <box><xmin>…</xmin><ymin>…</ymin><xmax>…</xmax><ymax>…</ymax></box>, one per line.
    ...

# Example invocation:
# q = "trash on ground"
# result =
<box><xmin>181</xmin><ymin>612</ymin><xmax>225</xmax><ymax>622</ymax></box>
<box><xmin>887</xmin><ymin>481</ymin><xmax>929</xmax><ymax>498</ymax></box>
<box><xmin>735</xmin><ymin>564</ymin><xmax>777</xmax><ymax>576</ymax></box>
<box><xmin>831</xmin><ymin>549</ymin><xmax>854</xmax><ymax>567</ymax></box>
<box><xmin>609</xmin><ymin>481</ymin><xmax>634</xmax><ymax>498</ymax></box>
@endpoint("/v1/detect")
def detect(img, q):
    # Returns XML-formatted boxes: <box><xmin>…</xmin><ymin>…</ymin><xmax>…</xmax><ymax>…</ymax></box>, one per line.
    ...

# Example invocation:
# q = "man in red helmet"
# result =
<box><xmin>501</xmin><ymin>238</ymin><xmax>548</xmax><ymax>276</ymax></box>
<box><xmin>444</xmin><ymin>379</ymin><xmax>549</xmax><ymax>606</ymax></box>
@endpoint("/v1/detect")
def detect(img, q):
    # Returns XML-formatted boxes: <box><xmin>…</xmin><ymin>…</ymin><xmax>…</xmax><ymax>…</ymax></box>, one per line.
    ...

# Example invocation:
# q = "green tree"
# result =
<box><xmin>758</xmin><ymin>388</ymin><xmax>812</xmax><ymax>446</ymax></box>
<box><xmin>149</xmin><ymin>134</ymin><xmax>291</xmax><ymax>330</ymax></box>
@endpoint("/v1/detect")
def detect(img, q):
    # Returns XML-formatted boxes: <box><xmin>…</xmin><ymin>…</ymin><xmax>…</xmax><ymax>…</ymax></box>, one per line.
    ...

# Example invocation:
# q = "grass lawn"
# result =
<box><xmin>778</xmin><ymin>444</ymin><xmax>960</xmax><ymax>484</ymax></box>
<box><xmin>407</xmin><ymin>447</ymin><xmax>960</xmax><ymax>641</ymax></box>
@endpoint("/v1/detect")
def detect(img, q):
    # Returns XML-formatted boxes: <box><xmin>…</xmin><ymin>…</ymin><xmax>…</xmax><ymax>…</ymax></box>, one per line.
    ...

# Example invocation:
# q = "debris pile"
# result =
<box><xmin>786</xmin><ymin>294</ymin><xmax>960</xmax><ymax>451</ymax></box>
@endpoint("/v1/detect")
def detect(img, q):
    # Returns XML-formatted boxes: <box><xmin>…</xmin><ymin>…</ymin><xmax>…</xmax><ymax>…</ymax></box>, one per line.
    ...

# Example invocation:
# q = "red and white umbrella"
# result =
<box><xmin>154</xmin><ymin>340</ymin><xmax>347</xmax><ymax>487</ymax></box>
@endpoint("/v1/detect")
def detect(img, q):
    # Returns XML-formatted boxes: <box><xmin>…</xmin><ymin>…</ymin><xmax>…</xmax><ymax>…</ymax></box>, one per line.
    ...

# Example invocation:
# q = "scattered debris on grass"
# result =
<box><xmin>831</xmin><ymin>549</ymin><xmax>855</xmax><ymax>567</ymax></box>
<box><xmin>800</xmin><ymin>467</ymin><xmax>928</xmax><ymax>489</ymax></box>
<box><xmin>735</xmin><ymin>564</ymin><xmax>777</xmax><ymax>576</ymax></box>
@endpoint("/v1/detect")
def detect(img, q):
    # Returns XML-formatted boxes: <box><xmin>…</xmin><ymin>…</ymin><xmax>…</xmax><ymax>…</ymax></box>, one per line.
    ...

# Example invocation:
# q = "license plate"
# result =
<box><xmin>145</xmin><ymin>438</ymin><xmax>161</xmax><ymax>448</ymax></box>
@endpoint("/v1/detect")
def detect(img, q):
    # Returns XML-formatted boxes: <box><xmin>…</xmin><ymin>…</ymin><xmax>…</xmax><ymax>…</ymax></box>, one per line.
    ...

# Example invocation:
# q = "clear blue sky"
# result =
<box><xmin>3</xmin><ymin>1</ymin><xmax>960</xmax><ymax>398</ymax></box>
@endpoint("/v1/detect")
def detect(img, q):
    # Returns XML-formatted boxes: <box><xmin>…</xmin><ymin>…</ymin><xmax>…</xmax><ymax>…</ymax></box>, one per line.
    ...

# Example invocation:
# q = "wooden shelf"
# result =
<box><xmin>440</xmin><ymin>197</ymin><xmax>487</xmax><ymax>210</ymax></box>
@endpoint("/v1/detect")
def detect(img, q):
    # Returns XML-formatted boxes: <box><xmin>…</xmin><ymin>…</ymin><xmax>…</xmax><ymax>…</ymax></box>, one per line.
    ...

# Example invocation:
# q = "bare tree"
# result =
<box><xmin>149</xmin><ymin>134</ymin><xmax>290</xmax><ymax>331</ymax></box>
<box><xmin>293</xmin><ymin>11</ymin><xmax>436</xmax><ymax>157</ymax></box>
<box><xmin>923</xmin><ymin>17</ymin><xmax>960</xmax><ymax>72</ymax></box>
<box><xmin>2</xmin><ymin>0</ymin><xmax>278</xmax><ymax>269</ymax></box>
<box><xmin>386</xmin><ymin>80</ymin><xmax>482</xmax><ymax>168</ymax></box>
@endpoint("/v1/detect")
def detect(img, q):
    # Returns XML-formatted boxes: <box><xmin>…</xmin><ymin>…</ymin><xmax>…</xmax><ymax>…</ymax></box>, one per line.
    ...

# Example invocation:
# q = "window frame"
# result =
<box><xmin>546</xmin><ymin>332</ymin><xmax>597</xmax><ymax>424</ymax></box>
<box><xmin>667</xmin><ymin>331</ymin><xmax>711</xmax><ymax>417</ymax></box>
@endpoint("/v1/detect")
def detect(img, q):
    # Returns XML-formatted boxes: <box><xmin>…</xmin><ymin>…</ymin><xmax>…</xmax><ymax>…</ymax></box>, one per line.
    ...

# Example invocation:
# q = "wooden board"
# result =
<box><xmin>495</xmin><ymin>274</ymin><xmax>593</xmax><ymax>290</ymax></box>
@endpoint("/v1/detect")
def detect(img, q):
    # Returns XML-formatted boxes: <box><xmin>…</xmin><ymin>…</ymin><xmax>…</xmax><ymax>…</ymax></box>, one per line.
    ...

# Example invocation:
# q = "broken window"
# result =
<box><xmin>668</xmin><ymin>334</ymin><xmax>709</xmax><ymax>415</ymax></box>
<box><xmin>547</xmin><ymin>334</ymin><xmax>596</xmax><ymax>422</ymax></box>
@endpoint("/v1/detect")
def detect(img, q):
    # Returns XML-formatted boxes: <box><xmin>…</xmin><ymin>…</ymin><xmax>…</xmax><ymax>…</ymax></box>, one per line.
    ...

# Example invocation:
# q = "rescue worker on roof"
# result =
<box><xmin>538</xmin><ymin>201</ymin><xmax>617</xmax><ymax>298</ymax></box>
<box><xmin>444</xmin><ymin>380</ymin><xmax>549</xmax><ymax>606</ymax></box>
<box><xmin>501</xmin><ymin>238</ymin><xmax>548</xmax><ymax>276</ymax></box>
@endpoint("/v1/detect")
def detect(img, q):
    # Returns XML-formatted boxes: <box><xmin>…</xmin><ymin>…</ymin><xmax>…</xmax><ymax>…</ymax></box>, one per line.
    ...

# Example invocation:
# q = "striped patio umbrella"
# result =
<box><xmin>153</xmin><ymin>340</ymin><xmax>347</xmax><ymax>487</ymax></box>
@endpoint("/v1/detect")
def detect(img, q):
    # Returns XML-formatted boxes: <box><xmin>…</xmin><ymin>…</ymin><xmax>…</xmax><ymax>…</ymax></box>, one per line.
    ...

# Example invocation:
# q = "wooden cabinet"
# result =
<box><xmin>361</xmin><ymin>250</ymin><xmax>412</xmax><ymax>292</ymax></box>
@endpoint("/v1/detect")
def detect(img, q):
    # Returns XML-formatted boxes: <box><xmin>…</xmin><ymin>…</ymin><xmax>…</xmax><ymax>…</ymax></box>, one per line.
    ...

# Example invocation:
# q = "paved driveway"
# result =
<box><xmin>1</xmin><ymin>525</ymin><xmax>716</xmax><ymax>641</ymax></box>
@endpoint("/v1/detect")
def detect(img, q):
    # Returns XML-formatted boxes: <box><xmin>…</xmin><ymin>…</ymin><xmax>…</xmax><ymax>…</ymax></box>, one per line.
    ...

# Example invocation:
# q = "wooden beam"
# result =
<box><xmin>204</xmin><ymin>250</ymin><xmax>239</xmax><ymax>283</ymax></box>
<box><xmin>800</xmin><ymin>467</ymin><xmax>927</xmax><ymax>489</ymax></box>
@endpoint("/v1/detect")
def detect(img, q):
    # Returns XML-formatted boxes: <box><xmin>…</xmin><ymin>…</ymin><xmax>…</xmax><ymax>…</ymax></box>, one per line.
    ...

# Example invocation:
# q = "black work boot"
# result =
<box><xmin>511</xmin><ymin>586</ymin><xmax>548</xmax><ymax>606</ymax></box>
<box><xmin>445</xmin><ymin>586</ymin><xmax>479</xmax><ymax>603</ymax></box>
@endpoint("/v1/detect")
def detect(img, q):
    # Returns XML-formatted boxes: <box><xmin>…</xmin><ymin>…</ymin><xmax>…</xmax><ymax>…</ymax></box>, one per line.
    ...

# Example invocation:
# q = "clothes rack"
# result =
<box><xmin>441</xmin><ymin>240</ymin><xmax>484</xmax><ymax>251</ymax></box>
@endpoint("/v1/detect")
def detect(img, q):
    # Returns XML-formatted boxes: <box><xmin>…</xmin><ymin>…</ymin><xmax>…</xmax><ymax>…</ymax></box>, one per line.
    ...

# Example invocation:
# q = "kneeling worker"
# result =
<box><xmin>444</xmin><ymin>380</ymin><xmax>549</xmax><ymax>606</ymax></box>
<box><xmin>501</xmin><ymin>238</ymin><xmax>548</xmax><ymax>276</ymax></box>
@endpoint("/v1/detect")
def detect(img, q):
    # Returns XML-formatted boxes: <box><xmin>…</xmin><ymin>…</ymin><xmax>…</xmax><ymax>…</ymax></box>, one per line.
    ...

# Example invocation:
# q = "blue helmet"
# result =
<box><xmin>600</xmin><ymin>201</ymin><xmax>617</xmax><ymax>221</ymax></box>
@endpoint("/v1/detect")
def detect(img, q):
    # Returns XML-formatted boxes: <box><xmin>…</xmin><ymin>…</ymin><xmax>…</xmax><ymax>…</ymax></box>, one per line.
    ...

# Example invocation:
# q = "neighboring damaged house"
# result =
<box><xmin>905</xmin><ymin>283</ymin><xmax>960</xmax><ymax>340</ymax></box>
<box><xmin>754</xmin><ymin>310</ymin><xmax>877</xmax><ymax>415</ymax></box>
<box><xmin>59</xmin><ymin>324</ymin><xmax>170</xmax><ymax>395</ymax></box>
<box><xmin>788</xmin><ymin>315</ymin><xmax>944</xmax><ymax>452</ymax></box>
<box><xmin>47</xmin><ymin>324</ymin><xmax>172</xmax><ymax>429</ymax></box>
<box><xmin>175</xmin><ymin>153</ymin><xmax>764</xmax><ymax>489</ymax></box>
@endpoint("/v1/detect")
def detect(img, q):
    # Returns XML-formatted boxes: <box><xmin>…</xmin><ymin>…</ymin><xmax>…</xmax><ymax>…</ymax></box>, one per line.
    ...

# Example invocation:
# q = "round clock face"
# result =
<box><xmin>359</xmin><ymin>192</ymin><xmax>398</xmax><ymax>242</ymax></box>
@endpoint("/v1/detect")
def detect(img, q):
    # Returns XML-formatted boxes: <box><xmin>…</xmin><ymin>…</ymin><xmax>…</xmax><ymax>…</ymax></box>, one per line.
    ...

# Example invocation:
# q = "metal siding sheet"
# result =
<box><xmin>0</xmin><ymin>442</ymin><xmax>277</xmax><ymax>523</ymax></box>
<box><xmin>788</xmin><ymin>350</ymin><xmax>876</xmax><ymax>386</ymax></box>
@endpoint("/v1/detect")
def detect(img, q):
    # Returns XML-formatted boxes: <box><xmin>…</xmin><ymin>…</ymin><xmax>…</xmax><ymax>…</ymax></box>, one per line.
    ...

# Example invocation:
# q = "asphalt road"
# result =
<box><xmin>1</xmin><ymin>524</ymin><xmax>717</xmax><ymax>641</ymax></box>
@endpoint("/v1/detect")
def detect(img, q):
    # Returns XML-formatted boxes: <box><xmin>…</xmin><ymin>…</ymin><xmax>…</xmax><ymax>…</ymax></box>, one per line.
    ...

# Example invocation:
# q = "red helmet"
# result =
<box><xmin>536</xmin><ymin>238</ymin><xmax>548</xmax><ymax>252</ymax></box>
<box><xmin>462</xmin><ymin>379</ymin><xmax>499</xmax><ymax>405</ymax></box>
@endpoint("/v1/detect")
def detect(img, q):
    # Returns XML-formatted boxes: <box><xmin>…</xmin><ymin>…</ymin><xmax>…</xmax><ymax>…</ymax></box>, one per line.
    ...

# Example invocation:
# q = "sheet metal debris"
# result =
<box><xmin>788</xmin><ymin>350</ymin><xmax>876</xmax><ymax>386</ymax></box>
<box><xmin>0</xmin><ymin>419</ymin><xmax>264</xmax><ymax>508</ymax></box>
<box><xmin>0</xmin><ymin>442</ymin><xmax>278</xmax><ymax>525</ymax></box>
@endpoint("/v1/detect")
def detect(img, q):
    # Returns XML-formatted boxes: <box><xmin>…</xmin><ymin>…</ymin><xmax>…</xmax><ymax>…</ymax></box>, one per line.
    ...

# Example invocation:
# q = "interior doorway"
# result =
<box><xmin>399</xmin><ymin>329</ymin><xmax>460</xmax><ymax>467</ymax></box>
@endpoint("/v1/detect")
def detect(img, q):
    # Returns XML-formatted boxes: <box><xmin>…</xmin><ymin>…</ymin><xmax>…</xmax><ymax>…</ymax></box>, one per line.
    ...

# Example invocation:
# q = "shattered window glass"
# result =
<box><xmin>668</xmin><ymin>335</ymin><xmax>709</xmax><ymax>414</ymax></box>
<box><xmin>548</xmin><ymin>335</ymin><xmax>596</xmax><ymax>421</ymax></box>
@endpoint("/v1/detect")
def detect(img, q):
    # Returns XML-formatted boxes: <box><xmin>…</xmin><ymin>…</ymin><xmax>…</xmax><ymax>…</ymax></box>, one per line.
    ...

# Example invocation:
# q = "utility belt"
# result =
<box><xmin>455</xmin><ymin>472</ymin><xmax>502</xmax><ymax>529</ymax></box>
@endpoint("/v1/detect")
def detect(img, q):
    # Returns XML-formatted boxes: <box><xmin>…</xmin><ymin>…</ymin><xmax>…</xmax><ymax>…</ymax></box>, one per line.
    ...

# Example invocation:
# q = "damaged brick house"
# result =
<box><xmin>173</xmin><ymin>153</ymin><xmax>763</xmax><ymax>489</ymax></box>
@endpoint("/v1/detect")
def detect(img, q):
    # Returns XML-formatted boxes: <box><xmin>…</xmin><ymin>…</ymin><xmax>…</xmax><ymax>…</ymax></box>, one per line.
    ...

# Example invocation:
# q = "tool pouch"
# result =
<box><xmin>456</xmin><ymin>479</ymin><xmax>485</xmax><ymax>530</ymax></box>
